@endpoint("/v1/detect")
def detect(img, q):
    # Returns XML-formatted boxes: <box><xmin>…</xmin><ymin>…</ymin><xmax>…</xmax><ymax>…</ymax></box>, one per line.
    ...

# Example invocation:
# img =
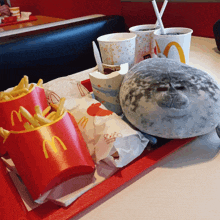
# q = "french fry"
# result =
<box><xmin>7</xmin><ymin>94</ymin><xmax>13</xmax><ymax>99</ymax></box>
<box><xmin>2</xmin><ymin>129</ymin><xmax>10</xmax><ymax>139</ymax></box>
<box><xmin>3</xmin><ymin>95</ymin><xmax>10</xmax><ymax>100</ymax></box>
<box><xmin>0</xmin><ymin>92</ymin><xmax>4</xmax><ymax>99</ymax></box>
<box><xmin>20</xmin><ymin>106</ymin><xmax>40</xmax><ymax>127</ymax></box>
<box><xmin>50</xmin><ymin>114</ymin><xmax>57</xmax><ymax>121</ymax></box>
<box><xmin>15</xmin><ymin>77</ymin><xmax>25</xmax><ymax>90</ymax></box>
<box><xmin>0</xmin><ymin>127</ymin><xmax>4</xmax><ymax>139</ymax></box>
<box><xmin>37</xmin><ymin>79</ymin><xmax>43</xmax><ymax>87</ymax></box>
<box><xmin>29</xmin><ymin>83</ymin><xmax>35</xmax><ymax>91</ymax></box>
<box><xmin>46</xmin><ymin>111</ymin><xmax>56</xmax><ymax>120</ymax></box>
<box><xmin>23</xmin><ymin>122</ymin><xmax>34</xmax><ymax>130</ymax></box>
<box><xmin>42</xmin><ymin>106</ymin><xmax>51</xmax><ymax>117</ymax></box>
<box><xmin>35</xmin><ymin>105</ymin><xmax>42</xmax><ymax>115</ymax></box>
<box><xmin>34</xmin><ymin>114</ymin><xmax>52</xmax><ymax>125</ymax></box>
<box><xmin>20</xmin><ymin>98</ymin><xmax>66</xmax><ymax>129</ymax></box>
<box><xmin>60</xmin><ymin>108</ymin><xmax>66</xmax><ymax>116</ymax></box>
<box><xmin>24</xmin><ymin>75</ymin><xmax>29</xmax><ymax>89</ymax></box>
<box><xmin>54</xmin><ymin>97</ymin><xmax>66</xmax><ymax>119</ymax></box>
<box><xmin>12</xmin><ymin>85</ymin><xmax>18</xmax><ymax>91</ymax></box>
<box><xmin>50</xmin><ymin>103</ymin><xmax>58</xmax><ymax>111</ymax></box>
<box><xmin>0</xmin><ymin>76</ymin><xmax>45</xmax><ymax>102</ymax></box>
<box><xmin>16</xmin><ymin>93</ymin><xmax>28</xmax><ymax>99</ymax></box>
<box><xmin>0</xmin><ymin>127</ymin><xmax>10</xmax><ymax>139</ymax></box>
<box><xmin>6</xmin><ymin>88</ymin><xmax>28</xmax><ymax>97</ymax></box>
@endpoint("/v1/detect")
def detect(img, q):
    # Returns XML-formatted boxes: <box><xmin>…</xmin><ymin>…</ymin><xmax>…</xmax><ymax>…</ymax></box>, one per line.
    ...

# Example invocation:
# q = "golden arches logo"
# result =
<box><xmin>43</xmin><ymin>136</ymin><xmax>67</xmax><ymax>159</ymax></box>
<box><xmin>11</xmin><ymin>109</ymin><xmax>22</xmax><ymax>126</ymax></box>
<box><xmin>78</xmin><ymin>116</ymin><xmax>88</xmax><ymax>128</ymax></box>
<box><xmin>46</xmin><ymin>91</ymin><xmax>60</xmax><ymax>104</ymax></box>
<box><xmin>155</xmin><ymin>40</ymin><xmax>186</xmax><ymax>63</ymax></box>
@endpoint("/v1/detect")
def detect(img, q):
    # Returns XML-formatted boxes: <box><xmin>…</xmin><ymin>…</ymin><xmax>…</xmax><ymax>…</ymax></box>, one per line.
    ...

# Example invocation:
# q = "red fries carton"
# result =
<box><xmin>0</xmin><ymin>86</ymin><xmax>48</xmax><ymax>156</ymax></box>
<box><xmin>4</xmin><ymin>112</ymin><xmax>95</xmax><ymax>201</ymax></box>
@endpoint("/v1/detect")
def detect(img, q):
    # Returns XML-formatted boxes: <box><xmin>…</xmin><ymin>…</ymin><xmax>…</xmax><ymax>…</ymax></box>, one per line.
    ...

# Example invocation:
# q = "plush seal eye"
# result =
<box><xmin>157</xmin><ymin>87</ymin><xmax>168</xmax><ymax>92</ymax></box>
<box><xmin>175</xmin><ymin>86</ymin><xmax>186</xmax><ymax>90</ymax></box>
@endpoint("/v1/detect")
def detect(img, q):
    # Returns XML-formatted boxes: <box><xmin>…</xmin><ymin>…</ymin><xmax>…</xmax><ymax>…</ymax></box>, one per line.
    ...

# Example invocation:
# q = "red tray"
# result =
<box><xmin>0</xmin><ymin>16</ymin><xmax>37</xmax><ymax>27</ymax></box>
<box><xmin>0</xmin><ymin>79</ymin><xmax>195</xmax><ymax>220</ymax></box>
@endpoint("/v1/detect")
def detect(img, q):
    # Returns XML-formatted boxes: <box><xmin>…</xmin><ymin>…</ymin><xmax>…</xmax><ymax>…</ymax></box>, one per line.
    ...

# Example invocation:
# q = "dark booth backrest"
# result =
<box><xmin>0</xmin><ymin>15</ymin><xmax>127</xmax><ymax>91</ymax></box>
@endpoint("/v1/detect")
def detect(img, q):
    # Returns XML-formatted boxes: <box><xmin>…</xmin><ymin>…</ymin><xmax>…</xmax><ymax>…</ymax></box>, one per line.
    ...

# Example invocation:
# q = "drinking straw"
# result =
<box><xmin>152</xmin><ymin>0</ymin><xmax>166</xmax><ymax>35</ymax></box>
<box><xmin>155</xmin><ymin>0</ymin><xmax>168</xmax><ymax>26</ymax></box>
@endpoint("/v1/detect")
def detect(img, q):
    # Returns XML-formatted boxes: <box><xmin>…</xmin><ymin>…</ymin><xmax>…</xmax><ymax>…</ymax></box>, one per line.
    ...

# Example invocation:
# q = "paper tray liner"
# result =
<box><xmin>0</xmin><ymin>79</ymin><xmax>195</xmax><ymax>219</ymax></box>
<box><xmin>0</xmin><ymin>137</ymin><xmax>195</xmax><ymax>219</ymax></box>
<box><xmin>0</xmin><ymin>86</ymin><xmax>48</xmax><ymax>156</ymax></box>
<box><xmin>4</xmin><ymin>112</ymin><xmax>95</xmax><ymax>201</ymax></box>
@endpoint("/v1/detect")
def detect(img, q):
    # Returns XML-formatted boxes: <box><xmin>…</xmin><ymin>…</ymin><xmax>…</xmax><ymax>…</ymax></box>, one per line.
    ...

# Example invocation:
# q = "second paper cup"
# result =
<box><xmin>129</xmin><ymin>24</ymin><xmax>160</xmax><ymax>64</ymax></box>
<box><xmin>97</xmin><ymin>33</ymin><xmax>136</xmax><ymax>69</ymax></box>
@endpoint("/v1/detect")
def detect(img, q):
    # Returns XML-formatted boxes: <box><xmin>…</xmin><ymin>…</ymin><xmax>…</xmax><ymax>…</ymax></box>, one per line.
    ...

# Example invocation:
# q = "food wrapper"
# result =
<box><xmin>4</xmin><ymin>112</ymin><xmax>95</xmax><ymax>201</ymax></box>
<box><xmin>43</xmin><ymin>76</ymin><xmax>90</xmax><ymax>104</ymax></box>
<box><xmin>0</xmin><ymin>85</ymin><xmax>48</xmax><ymax>156</ymax></box>
<box><xmin>69</xmin><ymin>96</ymin><xmax>149</xmax><ymax>167</ymax></box>
<box><xmin>44</xmin><ymin>76</ymin><xmax>149</xmax><ymax>167</ymax></box>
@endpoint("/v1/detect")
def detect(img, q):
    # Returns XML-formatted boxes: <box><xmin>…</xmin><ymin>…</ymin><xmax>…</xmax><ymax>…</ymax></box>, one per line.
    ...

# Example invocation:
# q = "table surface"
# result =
<box><xmin>70</xmin><ymin>36</ymin><xmax>220</xmax><ymax>220</ymax></box>
<box><xmin>0</xmin><ymin>14</ymin><xmax>104</xmax><ymax>38</ymax></box>
<box><xmin>0</xmin><ymin>15</ymin><xmax>64</xmax><ymax>32</ymax></box>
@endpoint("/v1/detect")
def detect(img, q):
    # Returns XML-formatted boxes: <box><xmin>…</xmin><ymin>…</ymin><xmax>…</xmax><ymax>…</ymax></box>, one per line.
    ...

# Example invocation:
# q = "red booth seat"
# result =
<box><xmin>10</xmin><ymin>0</ymin><xmax>122</xmax><ymax>19</ymax></box>
<box><xmin>121</xmin><ymin>2</ymin><xmax>219</xmax><ymax>38</ymax></box>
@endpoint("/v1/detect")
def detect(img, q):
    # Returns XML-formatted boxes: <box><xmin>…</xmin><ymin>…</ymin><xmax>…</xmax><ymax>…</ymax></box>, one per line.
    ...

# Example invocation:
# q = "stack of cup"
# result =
<box><xmin>9</xmin><ymin>7</ymin><xmax>21</xmax><ymax>19</ymax></box>
<box><xmin>129</xmin><ymin>24</ymin><xmax>160</xmax><ymax>64</ymax></box>
<box><xmin>129</xmin><ymin>0</ymin><xmax>168</xmax><ymax>64</ymax></box>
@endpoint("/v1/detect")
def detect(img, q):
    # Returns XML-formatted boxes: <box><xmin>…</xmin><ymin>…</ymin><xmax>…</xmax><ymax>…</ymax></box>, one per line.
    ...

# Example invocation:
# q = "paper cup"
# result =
<box><xmin>97</xmin><ymin>33</ymin><xmax>136</xmax><ymax>68</ymax></box>
<box><xmin>129</xmin><ymin>24</ymin><xmax>160</xmax><ymax>64</ymax></box>
<box><xmin>5</xmin><ymin>112</ymin><xmax>95</xmax><ymax>201</ymax></box>
<box><xmin>153</xmin><ymin>27</ymin><xmax>193</xmax><ymax>64</ymax></box>
<box><xmin>89</xmin><ymin>63</ymin><xmax>129</xmax><ymax>115</ymax></box>
<box><xmin>20</xmin><ymin>12</ymin><xmax>32</xmax><ymax>20</ymax></box>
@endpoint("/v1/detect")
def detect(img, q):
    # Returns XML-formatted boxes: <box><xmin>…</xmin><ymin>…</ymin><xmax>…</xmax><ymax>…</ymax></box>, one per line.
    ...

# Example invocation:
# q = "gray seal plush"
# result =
<box><xmin>119</xmin><ymin>58</ymin><xmax>220</xmax><ymax>139</ymax></box>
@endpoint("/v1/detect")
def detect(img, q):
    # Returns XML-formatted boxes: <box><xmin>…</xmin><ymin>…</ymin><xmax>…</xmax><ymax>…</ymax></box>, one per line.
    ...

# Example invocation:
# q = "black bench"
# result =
<box><xmin>0</xmin><ymin>15</ymin><xmax>127</xmax><ymax>91</ymax></box>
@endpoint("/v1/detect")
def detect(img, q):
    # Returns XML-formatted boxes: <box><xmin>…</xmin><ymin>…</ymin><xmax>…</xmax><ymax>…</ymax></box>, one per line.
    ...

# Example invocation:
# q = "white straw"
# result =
<box><xmin>152</xmin><ymin>0</ymin><xmax>165</xmax><ymax>34</ymax></box>
<box><xmin>155</xmin><ymin>0</ymin><xmax>168</xmax><ymax>26</ymax></box>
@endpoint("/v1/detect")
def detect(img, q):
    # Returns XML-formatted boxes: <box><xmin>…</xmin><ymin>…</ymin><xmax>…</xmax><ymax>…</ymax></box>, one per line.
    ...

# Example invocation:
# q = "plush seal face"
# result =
<box><xmin>119</xmin><ymin>58</ymin><xmax>220</xmax><ymax>139</ymax></box>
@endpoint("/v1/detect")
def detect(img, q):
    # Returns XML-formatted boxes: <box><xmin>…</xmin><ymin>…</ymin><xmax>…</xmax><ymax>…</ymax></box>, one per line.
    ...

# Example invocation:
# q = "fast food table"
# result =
<box><xmin>0</xmin><ymin>15</ymin><xmax>64</xmax><ymax>33</ymax></box>
<box><xmin>70</xmin><ymin>36</ymin><xmax>220</xmax><ymax>220</ymax></box>
<box><xmin>0</xmin><ymin>14</ymin><xmax>104</xmax><ymax>38</ymax></box>
<box><xmin>1</xmin><ymin>36</ymin><xmax>220</xmax><ymax>220</ymax></box>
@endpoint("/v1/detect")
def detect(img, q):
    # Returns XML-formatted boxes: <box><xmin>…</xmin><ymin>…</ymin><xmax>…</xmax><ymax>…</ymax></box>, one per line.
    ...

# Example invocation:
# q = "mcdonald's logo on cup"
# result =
<box><xmin>43</xmin><ymin>136</ymin><xmax>67</xmax><ymax>159</ymax></box>
<box><xmin>155</xmin><ymin>40</ymin><xmax>186</xmax><ymax>63</ymax></box>
<box><xmin>153</xmin><ymin>27</ymin><xmax>193</xmax><ymax>64</ymax></box>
